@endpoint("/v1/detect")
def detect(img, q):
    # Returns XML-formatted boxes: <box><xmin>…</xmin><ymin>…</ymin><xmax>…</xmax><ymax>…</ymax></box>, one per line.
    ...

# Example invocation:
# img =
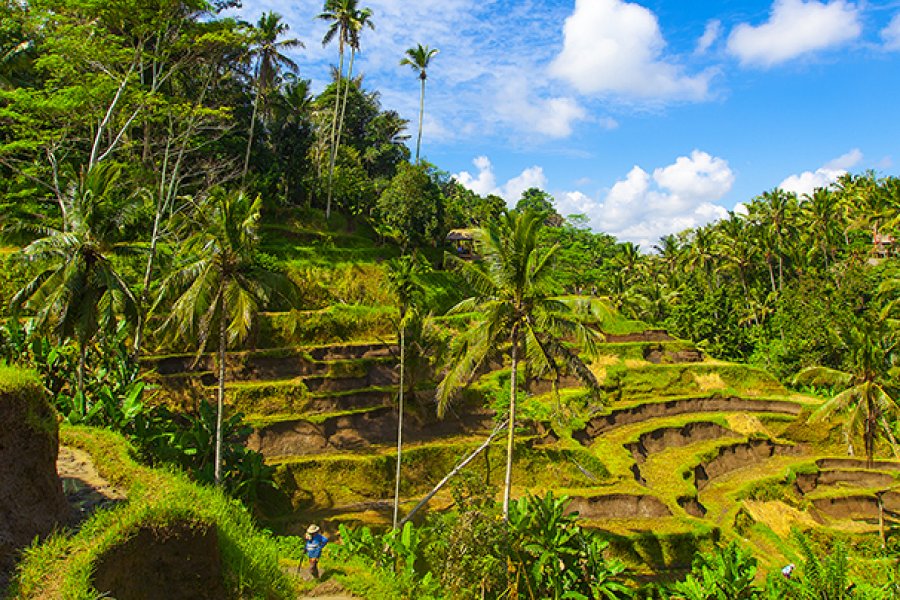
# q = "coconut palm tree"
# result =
<box><xmin>155</xmin><ymin>188</ymin><xmax>296</xmax><ymax>484</ymax></box>
<box><xmin>386</xmin><ymin>254</ymin><xmax>424</xmax><ymax>529</ymax></box>
<box><xmin>11</xmin><ymin>164</ymin><xmax>139</xmax><ymax>397</ymax></box>
<box><xmin>797</xmin><ymin>321</ymin><xmax>900</xmax><ymax>467</ymax></box>
<box><xmin>318</xmin><ymin>0</ymin><xmax>373</xmax><ymax>219</ymax></box>
<box><xmin>399</xmin><ymin>44</ymin><xmax>438</xmax><ymax>164</ymax></box>
<box><xmin>242</xmin><ymin>11</ymin><xmax>303</xmax><ymax>182</ymax></box>
<box><xmin>437</xmin><ymin>209</ymin><xmax>602</xmax><ymax>519</ymax></box>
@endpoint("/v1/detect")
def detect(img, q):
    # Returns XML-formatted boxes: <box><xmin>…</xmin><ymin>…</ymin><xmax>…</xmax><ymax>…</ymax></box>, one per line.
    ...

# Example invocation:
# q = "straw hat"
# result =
<box><xmin>307</xmin><ymin>524</ymin><xmax>320</xmax><ymax>535</ymax></box>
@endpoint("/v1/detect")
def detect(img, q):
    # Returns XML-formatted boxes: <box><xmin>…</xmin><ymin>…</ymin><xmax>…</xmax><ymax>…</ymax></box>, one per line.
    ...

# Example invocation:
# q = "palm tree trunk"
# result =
<box><xmin>328</xmin><ymin>48</ymin><xmax>356</xmax><ymax>219</ymax></box>
<box><xmin>325</xmin><ymin>43</ymin><xmax>345</xmax><ymax>220</ymax></box>
<box><xmin>400</xmin><ymin>419</ymin><xmax>508</xmax><ymax>527</ymax></box>
<box><xmin>77</xmin><ymin>342</ymin><xmax>86</xmax><ymax>412</ymax></box>
<box><xmin>392</xmin><ymin>323</ymin><xmax>405</xmax><ymax>529</ymax></box>
<box><xmin>502</xmin><ymin>325</ymin><xmax>519</xmax><ymax>521</ymax></box>
<box><xmin>242</xmin><ymin>79</ymin><xmax>261</xmax><ymax>185</ymax></box>
<box><xmin>215</xmin><ymin>304</ymin><xmax>227</xmax><ymax>485</ymax></box>
<box><xmin>415</xmin><ymin>76</ymin><xmax>425</xmax><ymax>164</ymax></box>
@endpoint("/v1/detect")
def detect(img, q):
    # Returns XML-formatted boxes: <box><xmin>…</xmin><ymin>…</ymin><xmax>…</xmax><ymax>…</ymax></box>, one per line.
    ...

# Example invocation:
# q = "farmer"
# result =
<box><xmin>305</xmin><ymin>524</ymin><xmax>329</xmax><ymax>579</ymax></box>
<box><xmin>782</xmin><ymin>563</ymin><xmax>795</xmax><ymax>579</ymax></box>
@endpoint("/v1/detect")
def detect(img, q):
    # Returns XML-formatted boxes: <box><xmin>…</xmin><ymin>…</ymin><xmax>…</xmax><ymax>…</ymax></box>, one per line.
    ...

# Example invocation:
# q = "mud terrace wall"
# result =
<box><xmin>575</xmin><ymin>397</ymin><xmax>802</xmax><ymax>443</ymax></box>
<box><xmin>91</xmin><ymin>521</ymin><xmax>226</xmax><ymax>600</ymax></box>
<box><xmin>0</xmin><ymin>368</ymin><xmax>69</xmax><ymax>586</ymax></box>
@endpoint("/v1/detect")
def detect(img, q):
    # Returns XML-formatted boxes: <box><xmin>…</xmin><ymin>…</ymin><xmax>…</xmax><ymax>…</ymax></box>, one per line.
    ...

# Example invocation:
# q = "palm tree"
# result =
<box><xmin>155</xmin><ymin>189</ymin><xmax>296</xmax><ymax>484</ymax></box>
<box><xmin>437</xmin><ymin>210</ymin><xmax>602</xmax><ymax>519</ymax></box>
<box><xmin>797</xmin><ymin>322</ymin><xmax>900</xmax><ymax>467</ymax></box>
<box><xmin>386</xmin><ymin>254</ymin><xmax>424</xmax><ymax>529</ymax></box>
<box><xmin>242</xmin><ymin>12</ymin><xmax>303</xmax><ymax>182</ymax></box>
<box><xmin>318</xmin><ymin>0</ymin><xmax>373</xmax><ymax>219</ymax></box>
<box><xmin>11</xmin><ymin>164</ymin><xmax>139</xmax><ymax>397</ymax></box>
<box><xmin>399</xmin><ymin>44</ymin><xmax>438</xmax><ymax>164</ymax></box>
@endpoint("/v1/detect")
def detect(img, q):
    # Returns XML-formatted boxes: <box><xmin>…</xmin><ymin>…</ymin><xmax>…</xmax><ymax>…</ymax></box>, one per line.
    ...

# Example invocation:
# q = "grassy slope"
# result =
<box><xmin>7</xmin><ymin>427</ymin><xmax>294</xmax><ymax>600</ymax></box>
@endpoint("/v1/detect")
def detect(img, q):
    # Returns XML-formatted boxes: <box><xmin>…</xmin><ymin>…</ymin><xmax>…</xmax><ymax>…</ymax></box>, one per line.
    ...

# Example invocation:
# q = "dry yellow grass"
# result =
<box><xmin>726</xmin><ymin>414</ymin><xmax>772</xmax><ymax>437</ymax></box>
<box><xmin>743</xmin><ymin>500</ymin><xmax>819</xmax><ymax>538</ymax></box>
<box><xmin>624</xmin><ymin>358</ymin><xmax>650</xmax><ymax>369</ymax></box>
<box><xmin>593</xmin><ymin>355</ymin><xmax>621</xmax><ymax>367</ymax></box>
<box><xmin>693</xmin><ymin>372</ymin><xmax>726</xmax><ymax>392</ymax></box>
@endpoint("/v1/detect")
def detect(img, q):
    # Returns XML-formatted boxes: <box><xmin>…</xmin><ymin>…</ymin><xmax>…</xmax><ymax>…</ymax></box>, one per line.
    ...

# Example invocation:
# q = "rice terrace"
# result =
<box><xmin>1</xmin><ymin>0</ymin><xmax>899</xmax><ymax>598</ymax></box>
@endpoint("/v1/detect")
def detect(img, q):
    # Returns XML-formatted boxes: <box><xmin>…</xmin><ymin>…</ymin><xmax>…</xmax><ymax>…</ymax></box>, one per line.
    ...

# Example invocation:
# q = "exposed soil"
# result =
<box><xmin>57</xmin><ymin>446</ymin><xmax>126</xmax><ymax>524</ymax></box>
<box><xmin>815</xmin><ymin>458</ymin><xmax>900</xmax><ymax>472</ymax></box>
<box><xmin>91</xmin><ymin>521</ymin><xmax>226</xmax><ymax>600</ymax></box>
<box><xmin>574</xmin><ymin>397</ymin><xmax>803</xmax><ymax>443</ymax></box>
<box><xmin>677</xmin><ymin>496</ymin><xmax>707</xmax><ymax>517</ymax></box>
<box><xmin>247</xmin><ymin>407</ymin><xmax>495</xmax><ymax>458</ymax></box>
<box><xmin>811</xmin><ymin>492</ymin><xmax>900</xmax><ymax>521</ymax></box>
<box><xmin>626</xmin><ymin>422</ymin><xmax>738</xmax><ymax>464</ymax></box>
<box><xmin>795</xmin><ymin>469</ymin><xmax>897</xmax><ymax>495</ymax></box>
<box><xmin>567</xmin><ymin>494</ymin><xmax>672</xmax><ymax>518</ymax></box>
<box><xmin>604</xmin><ymin>330</ymin><xmax>673</xmax><ymax>343</ymax></box>
<box><xmin>643</xmin><ymin>345</ymin><xmax>703</xmax><ymax>364</ymax></box>
<box><xmin>0</xmin><ymin>384</ymin><xmax>70</xmax><ymax>586</ymax></box>
<box><xmin>693</xmin><ymin>439</ymin><xmax>802</xmax><ymax>492</ymax></box>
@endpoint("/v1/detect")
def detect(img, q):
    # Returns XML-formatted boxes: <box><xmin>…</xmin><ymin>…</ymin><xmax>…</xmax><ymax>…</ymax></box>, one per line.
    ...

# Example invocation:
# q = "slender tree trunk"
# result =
<box><xmin>327</xmin><ymin>48</ymin><xmax>356</xmax><ymax>219</ymax></box>
<box><xmin>400</xmin><ymin>419</ymin><xmax>508</xmax><ymax>527</ymax></box>
<box><xmin>766</xmin><ymin>257</ymin><xmax>777</xmax><ymax>294</ymax></box>
<box><xmin>392</xmin><ymin>323</ymin><xmax>405</xmax><ymax>529</ymax></box>
<box><xmin>325</xmin><ymin>43</ymin><xmax>345</xmax><ymax>220</ymax></box>
<box><xmin>415</xmin><ymin>75</ymin><xmax>425</xmax><ymax>164</ymax></box>
<box><xmin>77</xmin><ymin>342</ymin><xmax>86</xmax><ymax>412</ymax></box>
<box><xmin>242</xmin><ymin>73</ymin><xmax>261</xmax><ymax>184</ymax></box>
<box><xmin>215</xmin><ymin>302</ymin><xmax>227</xmax><ymax>485</ymax></box>
<box><xmin>502</xmin><ymin>325</ymin><xmax>519</xmax><ymax>521</ymax></box>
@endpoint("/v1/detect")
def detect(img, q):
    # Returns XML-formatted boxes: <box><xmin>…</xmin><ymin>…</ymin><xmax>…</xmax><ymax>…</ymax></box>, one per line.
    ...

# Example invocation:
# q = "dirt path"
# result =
<box><xmin>57</xmin><ymin>446</ymin><xmax>126</xmax><ymax>524</ymax></box>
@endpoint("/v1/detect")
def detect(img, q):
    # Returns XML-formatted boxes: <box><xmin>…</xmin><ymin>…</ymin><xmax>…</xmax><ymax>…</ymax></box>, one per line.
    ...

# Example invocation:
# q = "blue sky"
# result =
<box><xmin>234</xmin><ymin>0</ymin><xmax>900</xmax><ymax>246</ymax></box>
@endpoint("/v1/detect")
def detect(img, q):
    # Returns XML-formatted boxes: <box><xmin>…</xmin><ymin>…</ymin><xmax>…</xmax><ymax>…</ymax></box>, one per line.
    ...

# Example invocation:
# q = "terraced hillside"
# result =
<box><xmin>142</xmin><ymin>294</ymin><xmax>900</xmax><ymax>578</ymax></box>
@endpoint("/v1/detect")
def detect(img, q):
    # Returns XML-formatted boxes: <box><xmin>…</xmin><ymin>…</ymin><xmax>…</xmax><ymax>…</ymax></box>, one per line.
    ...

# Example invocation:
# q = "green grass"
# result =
<box><xmin>7</xmin><ymin>427</ymin><xmax>294</xmax><ymax>599</ymax></box>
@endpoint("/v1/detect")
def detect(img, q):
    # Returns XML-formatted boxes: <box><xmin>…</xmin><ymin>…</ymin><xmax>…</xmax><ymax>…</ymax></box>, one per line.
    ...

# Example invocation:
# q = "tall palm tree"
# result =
<box><xmin>797</xmin><ymin>322</ymin><xmax>900</xmax><ymax>467</ymax></box>
<box><xmin>386</xmin><ymin>254</ymin><xmax>424</xmax><ymax>529</ymax></box>
<box><xmin>155</xmin><ymin>189</ymin><xmax>296</xmax><ymax>484</ymax></box>
<box><xmin>399</xmin><ymin>44</ymin><xmax>438</xmax><ymax>164</ymax></box>
<box><xmin>242</xmin><ymin>12</ymin><xmax>302</xmax><ymax>182</ymax></box>
<box><xmin>437</xmin><ymin>210</ymin><xmax>602</xmax><ymax>519</ymax></box>
<box><xmin>318</xmin><ymin>0</ymin><xmax>373</xmax><ymax>219</ymax></box>
<box><xmin>11</xmin><ymin>164</ymin><xmax>138</xmax><ymax>397</ymax></box>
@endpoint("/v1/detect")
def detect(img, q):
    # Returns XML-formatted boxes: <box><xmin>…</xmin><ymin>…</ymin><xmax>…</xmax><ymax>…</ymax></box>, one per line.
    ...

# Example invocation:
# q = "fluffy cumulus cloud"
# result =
<box><xmin>727</xmin><ymin>0</ymin><xmax>862</xmax><ymax>67</ymax></box>
<box><xmin>556</xmin><ymin>151</ymin><xmax>735</xmax><ymax>247</ymax></box>
<box><xmin>549</xmin><ymin>0</ymin><xmax>712</xmax><ymax>100</ymax></box>
<box><xmin>883</xmin><ymin>13</ymin><xmax>900</xmax><ymax>51</ymax></box>
<box><xmin>453</xmin><ymin>157</ymin><xmax>547</xmax><ymax>204</ymax></box>
<box><xmin>779</xmin><ymin>149</ymin><xmax>863</xmax><ymax>196</ymax></box>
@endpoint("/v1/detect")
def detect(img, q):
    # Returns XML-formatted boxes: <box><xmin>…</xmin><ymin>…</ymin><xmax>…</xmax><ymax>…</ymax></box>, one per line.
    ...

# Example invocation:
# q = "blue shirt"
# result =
<box><xmin>306</xmin><ymin>533</ymin><xmax>328</xmax><ymax>559</ymax></box>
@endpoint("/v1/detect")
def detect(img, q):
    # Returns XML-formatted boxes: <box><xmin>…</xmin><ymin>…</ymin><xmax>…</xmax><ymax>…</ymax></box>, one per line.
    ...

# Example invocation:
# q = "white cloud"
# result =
<box><xmin>503</xmin><ymin>167</ymin><xmax>548</xmax><ymax>203</ymax></box>
<box><xmin>727</xmin><ymin>0</ymin><xmax>862</xmax><ymax>68</ymax></box>
<box><xmin>561</xmin><ymin>151</ymin><xmax>734</xmax><ymax>247</ymax></box>
<box><xmin>778</xmin><ymin>148</ymin><xmax>863</xmax><ymax>196</ymax></box>
<box><xmin>457</xmin><ymin>151</ymin><xmax>736</xmax><ymax>246</ymax></box>
<box><xmin>549</xmin><ymin>0</ymin><xmax>712</xmax><ymax>100</ymax></box>
<box><xmin>883</xmin><ymin>13</ymin><xmax>900</xmax><ymax>51</ymax></box>
<box><xmin>452</xmin><ymin>157</ymin><xmax>547</xmax><ymax>204</ymax></box>
<box><xmin>696</xmin><ymin>20</ymin><xmax>722</xmax><ymax>55</ymax></box>
<box><xmin>454</xmin><ymin>156</ymin><xmax>498</xmax><ymax>197</ymax></box>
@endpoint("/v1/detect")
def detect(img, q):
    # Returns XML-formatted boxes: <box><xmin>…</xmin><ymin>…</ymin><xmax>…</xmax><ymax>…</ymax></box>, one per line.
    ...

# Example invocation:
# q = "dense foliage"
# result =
<box><xmin>1</xmin><ymin>1</ymin><xmax>899</xmax><ymax>597</ymax></box>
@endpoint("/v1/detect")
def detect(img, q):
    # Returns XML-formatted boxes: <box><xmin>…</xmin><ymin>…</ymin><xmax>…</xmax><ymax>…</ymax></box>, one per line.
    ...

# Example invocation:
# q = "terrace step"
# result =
<box><xmin>567</xmin><ymin>493</ymin><xmax>672</xmax><ymax>519</ymax></box>
<box><xmin>248</xmin><ymin>408</ymin><xmax>495</xmax><ymax>459</ymax></box>
<box><xmin>574</xmin><ymin>397</ymin><xmax>804</xmax><ymax>443</ymax></box>
<box><xmin>692</xmin><ymin>439</ymin><xmax>802</xmax><ymax>493</ymax></box>
<box><xmin>143</xmin><ymin>343</ymin><xmax>396</xmax><ymax>379</ymax></box>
